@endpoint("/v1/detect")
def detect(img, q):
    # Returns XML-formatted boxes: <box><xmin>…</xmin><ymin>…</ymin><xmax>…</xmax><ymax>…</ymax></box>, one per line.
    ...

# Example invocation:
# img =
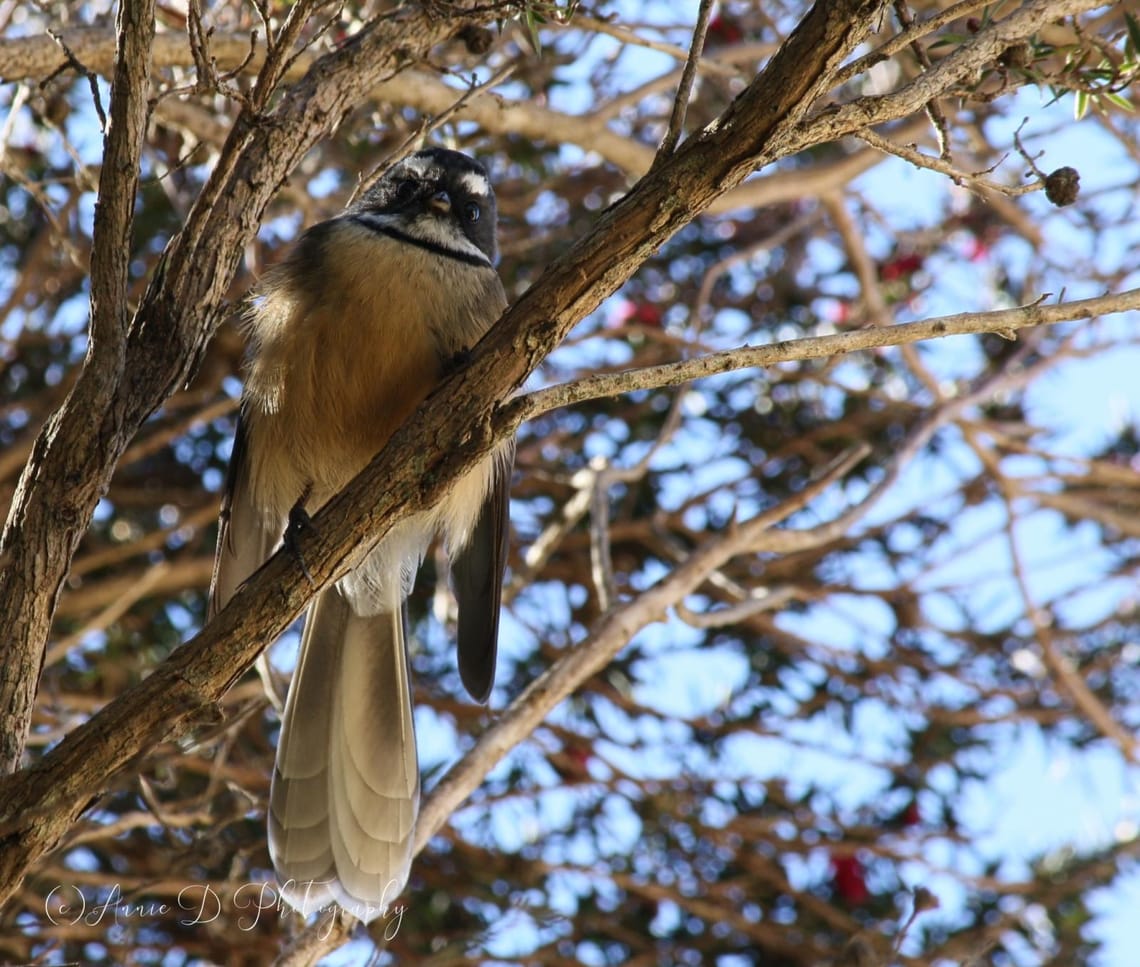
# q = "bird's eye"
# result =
<box><xmin>463</xmin><ymin>202</ymin><xmax>481</xmax><ymax>223</ymax></box>
<box><xmin>393</xmin><ymin>179</ymin><xmax>417</xmax><ymax>202</ymax></box>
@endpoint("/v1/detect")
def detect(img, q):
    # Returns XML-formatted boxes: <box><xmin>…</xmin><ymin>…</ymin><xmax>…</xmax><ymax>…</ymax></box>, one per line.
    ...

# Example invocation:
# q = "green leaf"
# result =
<box><xmin>1074</xmin><ymin>89</ymin><xmax>1090</xmax><ymax>119</ymax></box>
<box><xmin>931</xmin><ymin>32</ymin><xmax>973</xmax><ymax>46</ymax></box>
<box><xmin>1125</xmin><ymin>11</ymin><xmax>1140</xmax><ymax>59</ymax></box>
<box><xmin>524</xmin><ymin>7</ymin><xmax>544</xmax><ymax>54</ymax></box>
<box><xmin>1104</xmin><ymin>91</ymin><xmax>1135</xmax><ymax>112</ymax></box>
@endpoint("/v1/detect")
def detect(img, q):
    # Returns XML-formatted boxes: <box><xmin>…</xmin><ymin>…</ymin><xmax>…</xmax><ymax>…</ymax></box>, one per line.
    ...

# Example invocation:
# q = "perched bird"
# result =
<box><xmin>209</xmin><ymin>148</ymin><xmax>512</xmax><ymax>921</ymax></box>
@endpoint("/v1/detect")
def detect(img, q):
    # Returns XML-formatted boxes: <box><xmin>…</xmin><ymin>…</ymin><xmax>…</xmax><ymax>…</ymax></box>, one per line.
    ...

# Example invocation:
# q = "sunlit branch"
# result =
<box><xmin>514</xmin><ymin>288</ymin><xmax>1140</xmax><ymax>423</ymax></box>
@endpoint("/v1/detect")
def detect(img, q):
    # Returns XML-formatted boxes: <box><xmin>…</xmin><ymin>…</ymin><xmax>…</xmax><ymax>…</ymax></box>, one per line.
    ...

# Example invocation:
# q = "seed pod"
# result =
<box><xmin>1044</xmin><ymin>166</ymin><xmax>1080</xmax><ymax>207</ymax></box>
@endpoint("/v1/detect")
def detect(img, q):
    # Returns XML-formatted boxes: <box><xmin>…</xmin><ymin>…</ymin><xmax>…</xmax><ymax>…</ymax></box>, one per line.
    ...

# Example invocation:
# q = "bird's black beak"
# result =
<box><xmin>429</xmin><ymin>189</ymin><xmax>452</xmax><ymax>214</ymax></box>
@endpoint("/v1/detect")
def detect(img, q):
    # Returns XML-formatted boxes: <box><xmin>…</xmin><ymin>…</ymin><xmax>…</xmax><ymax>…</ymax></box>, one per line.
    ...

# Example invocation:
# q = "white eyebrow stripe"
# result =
<box><xmin>458</xmin><ymin>171</ymin><xmax>491</xmax><ymax>197</ymax></box>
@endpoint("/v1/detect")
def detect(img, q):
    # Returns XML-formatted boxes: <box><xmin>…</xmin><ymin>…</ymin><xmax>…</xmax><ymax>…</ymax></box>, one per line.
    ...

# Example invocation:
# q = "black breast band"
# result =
<box><xmin>350</xmin><ymin>214</ymin><xmax>491</xmax><ymax>269</ymax></box>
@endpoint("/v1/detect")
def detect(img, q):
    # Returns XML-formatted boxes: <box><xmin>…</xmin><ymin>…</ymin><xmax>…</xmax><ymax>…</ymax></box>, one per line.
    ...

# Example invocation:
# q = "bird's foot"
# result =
<box><xmin>284</xmin><ymin>497</ymin><xmax>317</xmax><ymax>586</ymax></box>
<box><xmin>442</xmin><ymin>345</ymin><xmax>473</xmax><ymax>376</ymax></box>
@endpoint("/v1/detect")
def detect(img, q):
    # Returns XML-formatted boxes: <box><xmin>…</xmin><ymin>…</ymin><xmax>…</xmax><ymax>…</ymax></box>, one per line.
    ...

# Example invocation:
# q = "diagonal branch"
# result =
<box><xmin>415</xmin><ymin>446</ymin><xmax>874</xmax><ymax>851</ymax></box>
<box><xmin>810</xmin><ymin>0</ymin><xmax>1109</xmax><ymax>141</ymax></box>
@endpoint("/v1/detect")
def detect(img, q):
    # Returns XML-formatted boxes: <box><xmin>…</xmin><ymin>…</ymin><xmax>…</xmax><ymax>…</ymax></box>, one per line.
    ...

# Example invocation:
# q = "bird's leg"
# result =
<box><xmin>284</xmin><ymin>482</ymin><xmax>317</xmax><ymax>585</ymax></box>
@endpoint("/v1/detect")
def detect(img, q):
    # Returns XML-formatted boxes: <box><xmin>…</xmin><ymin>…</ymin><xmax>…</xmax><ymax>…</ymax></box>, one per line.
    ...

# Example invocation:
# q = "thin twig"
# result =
<box><xmin>823</xmin><ymin>191</ymin><xmax>944</xmax><ymax>398</ymax></box>
<box><xmin>960</xmin><ymin>408</ymin><xmax>1140</xmax><ymax>762</ymax></box>
<box><xmin>653</xmin><ymin>0</ymin><xmax>715</xmax><ymax>167</ymax></box>
<box><xmin>574</xmin><ymin>13</ymin><xmax>740</xmax><ymax>78</ymax></box>
<box><xmin>44</xmin><ymin>563</ymin><xmax>170</xmax><ymax>666</ymax></box>
<box><xmin>893</xmin><ymin>0</ymin><xmax>952</xmax><ymax>159</ymax></box>
<box><xmin>45</xmin><ymin>28</ymin><xmax>107</xmax><ymax>128</ymax></box>
<box><xmin>1006</xmin><ymin>494</ymin><xmax>1138</xmax><ymax>760</ymax></box>
<box><xmin>675</xmin><ymin>586</ymin><xmax>800</xmax><ymax>628</ymax></box>
<box><xmin>831</xmin><ymin>0</ymin><xmax>994</xmax><ymax>90</ymax></box>
<box><xmin>858</xmin><ymin>127</ymin><xmax>1039</xmax><ymax>195</ymax></box>
<box><xmin>514</xmin><ymin>288</ymin><xmax>1140</xmax><ymax>424</ymax></box>
<box><xmin>510</xmin><ymin>466</ymin><xmax>595</xmax><ymax>595</ymax></box>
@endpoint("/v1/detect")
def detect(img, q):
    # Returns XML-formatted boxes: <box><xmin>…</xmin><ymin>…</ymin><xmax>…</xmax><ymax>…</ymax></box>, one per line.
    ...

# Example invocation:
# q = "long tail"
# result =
<box><xmin>268</xmin><ymin>586</ymin><xmax>419</xmax><ymax>922</ymax></box>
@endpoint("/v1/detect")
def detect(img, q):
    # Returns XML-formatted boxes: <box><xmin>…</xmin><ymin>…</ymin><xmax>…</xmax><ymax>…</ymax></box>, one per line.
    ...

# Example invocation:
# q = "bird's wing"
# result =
<box><xmin>451</xmin><ymin>441</ymin><xmax>514</xmax><ymax>703</ymax></box>
<box><xmin>208</xmin><ymin>408</ymin><xmax>278</xmax><ymax>618</ymax></box>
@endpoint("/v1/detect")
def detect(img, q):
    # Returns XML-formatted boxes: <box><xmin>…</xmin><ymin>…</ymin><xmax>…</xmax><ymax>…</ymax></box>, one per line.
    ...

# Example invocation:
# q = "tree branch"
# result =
<box><xmin>857</xmin><ymin>127</ymin><xmax>1040</xmax><ymax>196</ymax></box>
<box><xmin>653</xmin><ymin>0</ymin><xmax>714</xmax><ymax>165</ymax></box>
<box><xmin>0</xmin><ymin>0</ymin><xmax>154</xmax><ymax>773</ymax></box>
<box><xmin>515</xmin><ymin>289</ymin><xmax>1140</xmax><ymax>421</ymax></box>
<box><xmin>415</xmin><ymin>445</ymin><xmax>874</xmax><ymax>855</ymax></box>
<box><xmin>815</xmin><ymin>0</ymin><xmax>1109</xmax><ymax>140</ymax></box>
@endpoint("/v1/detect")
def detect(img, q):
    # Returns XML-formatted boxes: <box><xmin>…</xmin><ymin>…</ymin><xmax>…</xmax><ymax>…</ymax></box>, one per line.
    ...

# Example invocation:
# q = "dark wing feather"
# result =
<box><xmin>208</xmin><ymin>406</ymin><xmax>277</xmax><ymax>618</ymax></box>
<box><xmin>451</xmin><ymin>443</ymin><xmax>514</xmax><ymax>702</ymax></box>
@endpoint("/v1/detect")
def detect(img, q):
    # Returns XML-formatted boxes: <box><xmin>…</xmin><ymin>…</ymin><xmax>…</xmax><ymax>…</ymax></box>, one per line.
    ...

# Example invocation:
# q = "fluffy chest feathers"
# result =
<box><xmin>241</xmin><ymin>220</ymin><xmax>507</xmax><ymax>514</ymax></box>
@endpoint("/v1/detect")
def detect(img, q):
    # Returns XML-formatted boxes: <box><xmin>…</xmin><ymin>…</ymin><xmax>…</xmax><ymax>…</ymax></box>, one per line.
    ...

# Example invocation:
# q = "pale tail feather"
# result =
<box><xmin>269</xmin><ymin>586</ymin><xmax>419</xmax><ymax>922</ymax></box>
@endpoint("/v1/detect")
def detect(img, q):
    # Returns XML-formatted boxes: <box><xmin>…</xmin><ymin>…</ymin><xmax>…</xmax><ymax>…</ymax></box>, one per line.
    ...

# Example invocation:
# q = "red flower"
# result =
<box><xmin>879</xmin><ymin>253</ymin><xmax>925</xmax><ymax>282</ymax></box>
<box><xmin>707</xmin><ymin>15</ymin><xmax>744</xmax><ymax>46</ymax></box>
<box><xmin>612</xmin><ymin>300</ymin><xmax>663</xmax><ymax>329</ymax></box>
<box><xmin>830</xmin><ymin>854</ymin><xmax>869</xmax><ymax>905</ymax></box>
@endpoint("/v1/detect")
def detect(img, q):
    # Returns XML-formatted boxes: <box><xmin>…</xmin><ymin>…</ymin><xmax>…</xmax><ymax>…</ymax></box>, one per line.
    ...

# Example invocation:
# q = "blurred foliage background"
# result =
<box><xmin>1</xmin><ymin>0</ymin><xmax>1139</xmax><ymax>964</ymax></box>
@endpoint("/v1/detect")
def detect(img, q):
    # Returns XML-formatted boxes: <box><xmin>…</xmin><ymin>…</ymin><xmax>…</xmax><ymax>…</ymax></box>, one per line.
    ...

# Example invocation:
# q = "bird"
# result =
<box><xmin>208</xmin><ymin>147</ymin><xmax>513</xmax><ymax>922</ymax></box>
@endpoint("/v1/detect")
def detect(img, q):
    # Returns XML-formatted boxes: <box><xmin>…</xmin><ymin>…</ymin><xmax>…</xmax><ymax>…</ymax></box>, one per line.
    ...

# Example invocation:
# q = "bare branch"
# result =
<box><xmin>516</xmin><ymin>289</ymin><xmax>1140</xmax><ymax>422</ymax></box>
<box><xmin>653</xmin><ymin>0</ymin><xmax>714</xmax><ymax>165</ymax></box>
<box><xmin>858</xmin><ymin>127</ymin><xmax>1039</xmax><ymax>195</ymax></box>
<box><xmin>0</xmin><ymin>24</ymin><xmax>926</xmax><ymax>214</ymax></box>
<box><xmin>817</xmin><ymin>0</ymin><xmax>1110</xmax><ymax>141</ymax></box>
<box><xmin>417</xmin><ymin>445</ymin><xmax>874</xmax><ymax>849</ymax></box>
